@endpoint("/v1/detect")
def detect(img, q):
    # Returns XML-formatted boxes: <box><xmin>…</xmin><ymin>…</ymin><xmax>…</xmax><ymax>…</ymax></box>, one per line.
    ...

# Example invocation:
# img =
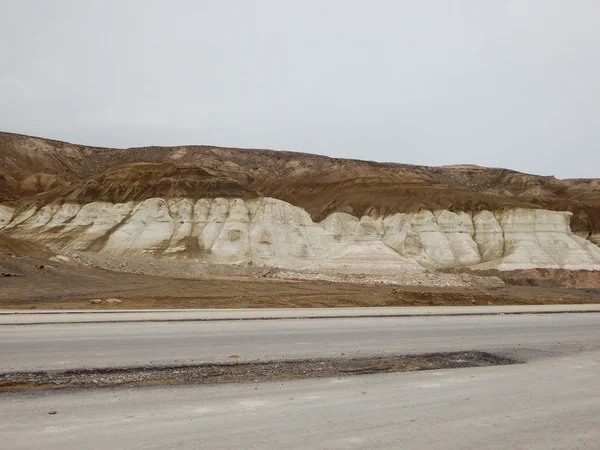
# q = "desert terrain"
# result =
<box><xmin>1</xmin><ymin>131</ymin><xmax>599</xmax><ymax>309</ymax></box>
<box><xmin>2</xmin><ymin>132</ymin><xmax>600</xmax><ymax>450</ymax></box>
<box><xmin>1</xmin><ymin>241</ymin><xmax>599</xmax><ymax>310</ymax></box>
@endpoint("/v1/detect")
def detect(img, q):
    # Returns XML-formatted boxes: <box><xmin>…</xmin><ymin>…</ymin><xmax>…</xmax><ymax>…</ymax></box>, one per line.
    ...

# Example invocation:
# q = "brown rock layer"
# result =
<box><xmin>1</xmin><ymin>131</ymin><xmax>599</xmax><ymax>238</ymax></box>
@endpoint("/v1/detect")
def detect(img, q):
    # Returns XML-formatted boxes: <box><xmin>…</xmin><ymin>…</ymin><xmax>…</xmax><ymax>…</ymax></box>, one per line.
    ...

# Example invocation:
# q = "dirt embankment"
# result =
<box><xmin>0</xmin><ymin>234</ymin><xmax>597</xmax><ymax>310</ymax></box>
<box><xmin>460</xmin><ymin>268</ymin><xmax>600</xmax><ymax>289</ymax></box>
<box><xmin>0</xmin><ymin>236</ymin><xmax>598</xmax><ymax>310</ymax></box>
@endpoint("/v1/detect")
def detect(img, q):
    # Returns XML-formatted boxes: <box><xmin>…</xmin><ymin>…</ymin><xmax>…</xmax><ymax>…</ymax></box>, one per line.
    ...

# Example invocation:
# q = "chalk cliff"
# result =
<box><xmin>1</xmin><ymin>197</ymin><xmax>599</xmax><ymax>271</ymax></box>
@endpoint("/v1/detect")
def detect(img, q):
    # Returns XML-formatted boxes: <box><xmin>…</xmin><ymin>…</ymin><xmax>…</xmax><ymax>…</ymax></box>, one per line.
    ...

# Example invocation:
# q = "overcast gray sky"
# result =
<box><xmin>1</xmin><ymin>1</ymin><xmax>599</xmax><ymax>178</ymax></box>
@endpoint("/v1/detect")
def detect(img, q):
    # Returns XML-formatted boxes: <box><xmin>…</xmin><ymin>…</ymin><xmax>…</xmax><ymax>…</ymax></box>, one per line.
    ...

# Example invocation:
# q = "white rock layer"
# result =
<box><xmin>1</xmin><ymin>198</ymin><xmax>599</xmax><ymax>271</ymax></box>
<box><xmin>0</xmin><ymin>204</ymin><xmax>14</xmax><ymax>230</ymax></box>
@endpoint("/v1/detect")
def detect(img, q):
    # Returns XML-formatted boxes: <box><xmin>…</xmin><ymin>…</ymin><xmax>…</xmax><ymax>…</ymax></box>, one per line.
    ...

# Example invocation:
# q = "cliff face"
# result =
<box><xmin>1</xmin><ymin>197</ymin><xmax>599</xmax><ymax>272</ymax></box>
<box><xmin>0</xmin><ymin>131</ymin><xmax>599</xmax><ymax>272</ymax></box>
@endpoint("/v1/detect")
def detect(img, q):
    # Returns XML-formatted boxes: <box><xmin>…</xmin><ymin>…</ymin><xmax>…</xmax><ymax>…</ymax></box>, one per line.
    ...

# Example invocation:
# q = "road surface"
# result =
<box><xmin>1</xmin><ymin>304</ymin><xmax>599</xmax><ymax>324</ymax></box>
<box><xmin>1</xmin><ymin>307</ymin><xmax>599</xmax><ymax>449</ymax></box>
<box><xmin>1</xmin><ymin>310</ymin><xmax>599</xmax><ymax>372</ymax></box>
<box><xmin>1</xmin><ymin>350</ymin><xmax>599</xmax><ymax>449</ymax></box>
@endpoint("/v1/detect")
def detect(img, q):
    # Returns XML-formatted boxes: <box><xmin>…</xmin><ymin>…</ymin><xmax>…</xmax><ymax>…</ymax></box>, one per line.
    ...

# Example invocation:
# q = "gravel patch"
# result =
<box><xmin>0</xmin><ymin>351</ymin><xmax>518</xmax><ymax>392</ymax></box>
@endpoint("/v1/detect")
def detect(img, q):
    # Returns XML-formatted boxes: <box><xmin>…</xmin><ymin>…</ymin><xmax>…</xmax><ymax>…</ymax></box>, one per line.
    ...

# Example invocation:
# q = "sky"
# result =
<box><xmin>1</xmin><ymin>0</ymin><xmax>599</xmax><ymax>179</ymax></box>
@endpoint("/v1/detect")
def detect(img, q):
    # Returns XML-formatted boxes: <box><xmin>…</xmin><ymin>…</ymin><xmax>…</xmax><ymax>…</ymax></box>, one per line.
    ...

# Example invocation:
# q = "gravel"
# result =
<box><xmin>0</xmin><ymin>351</ymin><xmax>518</xmax><ymax>392</ymax></box>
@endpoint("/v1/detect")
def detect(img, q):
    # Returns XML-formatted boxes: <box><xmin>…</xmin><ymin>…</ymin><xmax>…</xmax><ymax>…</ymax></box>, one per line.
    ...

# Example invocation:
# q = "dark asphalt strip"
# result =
<box><xmin>0</xmin><ymin>351</ymin><xmax>519</xmax><ymax>392</ymax></box>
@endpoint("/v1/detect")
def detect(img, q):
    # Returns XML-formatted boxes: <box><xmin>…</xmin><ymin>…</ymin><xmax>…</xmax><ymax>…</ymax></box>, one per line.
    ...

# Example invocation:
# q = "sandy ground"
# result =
<box><xmin>1</xmin><ymin>256</ymin><xmax>599</xmax><ymax>310</ymax></box>
<box><xmin>1</xmin><ymin>235</ymin><xmax>599</xmax><ymax>309</ymax></box>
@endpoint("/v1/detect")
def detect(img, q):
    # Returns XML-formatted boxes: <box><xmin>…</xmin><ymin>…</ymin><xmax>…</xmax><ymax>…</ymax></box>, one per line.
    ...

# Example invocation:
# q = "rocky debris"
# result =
<box><xmin>483</xmin><ymin>268</ymin><xmax>600</xmax><ymax>289</ymax></box>
<box><xmin>90</xmin><ymin>298</ymin><xmax>123</xmax><ymax>305</ymax></box>
<box><xmin>1</xmin><ymin>272</ymin><xmax>19</xmax><ymax>277</ymax></box>
<box><xmin>271</xmin><ymin>269</ymin><xmax>505</xmax><ymax>289</ymax></box>
<box><xmin>49</xmin><ymin>255</ymin><xmax>70</xmax><ymax>263</ymax></box>
<box><xmin>260</xmin><ymin>268</ymin><xmax>274</xmax><ymax>278</ymax></box>
<box><xmin>64</xmin><ymin>251</ymin><xmax>505</xmax><ymax>288</ymax></box>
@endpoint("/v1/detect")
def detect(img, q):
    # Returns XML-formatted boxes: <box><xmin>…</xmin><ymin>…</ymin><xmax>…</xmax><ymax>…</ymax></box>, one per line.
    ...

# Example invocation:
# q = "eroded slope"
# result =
<box><xmin>1</xmin><ymin>131</ymin><xmax>599</xmax><ymax>272</ymax></box>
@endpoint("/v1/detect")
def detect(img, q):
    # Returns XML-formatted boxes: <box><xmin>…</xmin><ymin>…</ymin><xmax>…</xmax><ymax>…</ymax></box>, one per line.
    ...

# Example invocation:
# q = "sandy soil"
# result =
<box><xmin>1</xmin><ymin>248</ymin><xmax>598</xmax><ymax>310</ymax></box>
<box><xmin>1</xmin><ymin>235</ymin><xmax>598</xmax><ymax>310</ymax></box>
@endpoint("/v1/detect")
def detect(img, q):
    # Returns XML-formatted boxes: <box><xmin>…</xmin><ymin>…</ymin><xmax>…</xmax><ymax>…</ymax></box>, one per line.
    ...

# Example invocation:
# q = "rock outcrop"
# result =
<box><xmin>1</xmin><ymin>197</ymin><xmax>599</xmax><ymax>272</ymax></box>
<box><xmin>1</xmin><ymin>132</ymin><xmax>599</xmax><ymax>274</ymax></box>
<box><xmin>0</xmin><ymin>204</ymin><xmax>14</xmax><ymax>230</ymax></box>
<box><xmin>1</xmin><ymin>131</ymin><xmax>599</xmax><ymax>240</ymax></box>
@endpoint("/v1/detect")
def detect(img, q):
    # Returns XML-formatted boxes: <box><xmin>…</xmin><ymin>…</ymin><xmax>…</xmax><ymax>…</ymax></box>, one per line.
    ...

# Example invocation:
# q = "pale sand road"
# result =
<box><xmin>1</xmin><ymin>311</ymin><xmax>599</xmax><ymax>372</ymax></box>
<box><xmin>1</xmin><ymin>351</ymin><xmax>599</xmax><ymax>450</ymax></box>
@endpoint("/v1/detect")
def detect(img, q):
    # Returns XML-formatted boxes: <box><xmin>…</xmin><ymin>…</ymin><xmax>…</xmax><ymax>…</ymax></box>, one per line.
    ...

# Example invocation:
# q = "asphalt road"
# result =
<box><xmin>1</xmin><ymin>309</ymin><xmax>599</xmax><ymax>449</ymax></box>
<box><xmin>1</xmin><ymin>350</ymin><xmax>599</xmax><ymax>449</ymax></box>
<box><xmin>2</xmin><ymin>304</ymin><xmax>600</xmax><ymax>324</ymax></box>
<box><xmin>1</xmin><ymin>312</ymin><xmax>600</xmax><ymax>372</ymax></box>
